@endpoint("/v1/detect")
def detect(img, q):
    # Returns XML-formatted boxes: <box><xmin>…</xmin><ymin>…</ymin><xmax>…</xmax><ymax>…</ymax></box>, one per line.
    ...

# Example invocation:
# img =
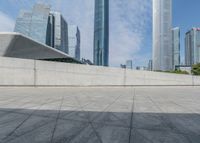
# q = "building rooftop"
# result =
<box><xmin>0</xmin><ymin>32</ymin><xmax>82</xmax><ymax>64</ymax></box>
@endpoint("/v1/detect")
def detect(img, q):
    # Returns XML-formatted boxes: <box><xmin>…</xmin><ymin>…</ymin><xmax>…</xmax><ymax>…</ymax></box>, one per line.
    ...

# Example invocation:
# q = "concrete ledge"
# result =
<box><xmin>0</xmin><ymin>57</ymin><xmax>199</xmax><ymax>86</ymax></box>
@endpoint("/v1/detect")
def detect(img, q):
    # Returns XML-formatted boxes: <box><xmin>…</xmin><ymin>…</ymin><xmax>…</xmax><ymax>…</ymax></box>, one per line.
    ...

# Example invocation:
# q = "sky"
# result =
<box><xmin>0</xmin><ymin>0</ymin><xmax>199</xmax><ymax>67</ymax></box>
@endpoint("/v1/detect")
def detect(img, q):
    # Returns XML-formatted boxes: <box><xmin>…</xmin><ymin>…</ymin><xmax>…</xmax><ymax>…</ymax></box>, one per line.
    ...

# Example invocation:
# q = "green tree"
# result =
<box><xmin>192</xmin><ymin>63</ymin><xmax>200</xmax><ymax>75</ymax></box>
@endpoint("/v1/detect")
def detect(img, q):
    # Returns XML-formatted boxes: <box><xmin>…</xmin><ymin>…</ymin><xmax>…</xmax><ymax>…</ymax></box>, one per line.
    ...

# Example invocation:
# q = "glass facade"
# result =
<box><xmin>68</xmin><ymin>25</ymin><xmax>80</xmax><ymax>60</ymax></box>
<box><xmin>148</xmin><ymin>60</ymin><xmax>153</xmax><ymax>71</ymax></box>
<box><xmin>94</xmin><ymin>0</ymin><xmax>109</xmax><ymax>66</ymax></box>
<box><xmin>15</xmin><ymin>4</ymin><xmax>50</xmax><ymax>44</ymax></box>
<box><xmin>15</xmin><ymin>4</ymin><xmax>68</xmax><ymax>54</ymax></box>
<box><xmin>172</xmin><ymin>27</ymin><xmax>180</xmax><ymax>69</ymax></box>
<box><xmin>126</xmin><ymin>60</ymin><xmax>133</xmax><ymax>69</ymax></box>
<box><xmin>49</xmin><ymin>12</ymin><xmax>68</xmax><ymax>54</ymax></box>
<box><xmin>153</xmin><ymin>0</ymin><xmax>173</xmax><ymax>71</ymax></box>
<box><xmin>185</xmin><ymin>28</ymin><xmax>200</xmax><ymax>66</ymax></box>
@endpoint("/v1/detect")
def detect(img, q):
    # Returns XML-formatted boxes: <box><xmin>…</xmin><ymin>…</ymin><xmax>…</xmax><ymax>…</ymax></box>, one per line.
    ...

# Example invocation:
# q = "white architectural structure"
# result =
<box><xmin>153</xmin><ymin>0</ymin><xmax>173</xmax><ymax>71</ymax></box>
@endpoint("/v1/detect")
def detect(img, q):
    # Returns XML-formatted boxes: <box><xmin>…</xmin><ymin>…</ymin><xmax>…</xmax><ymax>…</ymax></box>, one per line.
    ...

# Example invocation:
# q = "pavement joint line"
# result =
<box><xmin>0</xmin><ymin>99</ymin><xmax>67</xmax><ymax>143</ymax></box>
<box><xmin>0</xmin><ymin>98</ymin><xmax>62</xmax><ymax>122</ymax></box>
<box><xmin>0</xmin><ymin>99</ymin><xmax>63</xmax><ymax>140</ymax></box>
<box><xmin>66</xmin><ymin>123</ymin><xmax>91</xmax><ymax>143</ymax></box>
<box><xmin>1</xmin><ymin>87</ymin><xmax>200</xmax><ymax>143</ymax></box>
<box><xmin>1</xmin><ymin>98</ymin><xmax>56</xmax><ymax>141</ymax></box>
<box><xmin>50</xmin><ymin>96</ymin><xmax>64</xmax><ymax>143</ymax></box>
<box><xmin>2</xmin><ymin>119</ymin><xmax>55</xmax><ymax>143</ymax></box>
<box><xmin>74</xmin><ymin>95</ymin><xmax>103</xmax><ymax>143</ymax></box>
<box><xmin>134</xmin><ymin>129</ymin><xmax>154</xmax><ymax>143</ymax></box>
<box><xmin>171</xmin><ymin>100</ymin><xmax>199</xmax><ymax>114</ymax></box>
<box><xmin>0</xmin><ymin>101</ymin><xmax>92</xmax><ymax>127</ymax></box>
<box><xmin>90</xmin><ymin>94</ymin><xmax>124</xmax><ymax>123</ymax></box>
<box><xmin>0</xmin><ymin>96</ymin><xmax>36</xmax><ymax>106</ymax></box>
<box><xmin>128</xmin><ymin>88</ymin><xmax>135</xmax><ymax>143</ymax></box>
<box><xmin>53</xmin><ymin>92</ymin><xmax>105</xmax><ymax>143</ymax></box>
<box><xmin>145</xmin><ymin>94</ymin><xmax>195</xmax><ymax>142</ymax></box>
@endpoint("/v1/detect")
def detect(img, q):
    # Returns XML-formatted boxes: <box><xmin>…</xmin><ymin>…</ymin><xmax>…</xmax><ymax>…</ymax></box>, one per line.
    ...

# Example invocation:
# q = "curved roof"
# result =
<box><xmin>0</xmin><ymin>32</ymin><xmax>81</xmax><ymax>63</ymax></box>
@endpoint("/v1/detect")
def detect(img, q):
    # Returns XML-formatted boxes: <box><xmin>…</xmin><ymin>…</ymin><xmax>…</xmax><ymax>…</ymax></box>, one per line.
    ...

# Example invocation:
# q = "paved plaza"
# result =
<box><xmin>0</xmin><ymin>87</ymin><xmax>200</xmax><ymax>143</ymax></box>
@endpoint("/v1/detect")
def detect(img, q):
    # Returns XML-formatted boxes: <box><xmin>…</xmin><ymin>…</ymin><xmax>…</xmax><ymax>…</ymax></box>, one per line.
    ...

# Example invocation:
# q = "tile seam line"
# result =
<box><xmin>128</xmin><ymin>88</ymin><xmax>135</xmax><ymax>143</ymax></box>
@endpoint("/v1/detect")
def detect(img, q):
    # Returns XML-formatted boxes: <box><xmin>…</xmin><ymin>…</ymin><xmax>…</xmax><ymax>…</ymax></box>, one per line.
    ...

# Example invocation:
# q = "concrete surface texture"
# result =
<box><xmin>1</xmin><ymin>57</ymin><xmax>200</xmax><ymax>86</ymax></box>
<box><xmin>0</xmin><ymin>87</ymin><xmax>200</xmax><ymax>143</ymax></box>
<box><xmin>0</xmin><ymin>33</ymin><xmax>79</xmax><ymax>62</ymax></box>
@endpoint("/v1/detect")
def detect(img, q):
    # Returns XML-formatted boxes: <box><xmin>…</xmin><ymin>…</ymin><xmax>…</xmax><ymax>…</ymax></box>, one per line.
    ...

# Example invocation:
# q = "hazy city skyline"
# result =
<box><xmin>0</xmin><ymin>0</ymin><xmax>200</xmax><ymax>67</ymax></box>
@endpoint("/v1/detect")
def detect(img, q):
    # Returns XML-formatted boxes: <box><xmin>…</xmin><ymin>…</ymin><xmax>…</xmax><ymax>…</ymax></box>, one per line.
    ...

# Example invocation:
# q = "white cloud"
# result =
<box><xmin>49</xmin><ymin>0</ymin><xmax>94</xmax><ymax>62</ymax></box>
<box><xmin>0</xmin><ymin>11</ymin><xmax>15</xmax><ymax>32</ymax></box>
<box><xmin>50</xmin><ymin>0</ymin><xmax>152</xmax><ymax>67</ymax></box>
<box><xmin>109</xmin><ymin>0</ymin><xmax>152</xmax><ymax>67</ymax></box>
<box><xmin>0</xmin><ymin>0</ymin><xmax>152</xmax><ymax>67</ymax></box>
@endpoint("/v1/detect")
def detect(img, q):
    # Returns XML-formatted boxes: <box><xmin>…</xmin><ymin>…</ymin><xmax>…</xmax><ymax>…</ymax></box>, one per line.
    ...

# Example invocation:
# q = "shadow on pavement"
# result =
<box><xmin>0</xmin><ymin>108</ymin><xmax>200</xmax><ymax>143</ymax></box>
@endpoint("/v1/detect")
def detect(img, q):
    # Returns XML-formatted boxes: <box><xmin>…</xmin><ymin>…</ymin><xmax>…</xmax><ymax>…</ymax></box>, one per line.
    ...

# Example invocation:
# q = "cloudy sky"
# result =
<box><xmin>0</xmin><ymin>0</ymin><xmax>152</xmax><ymax>67</ymax></box>
<box><xmin>1</xmin><ymin>0</ymin><xmax>199</xmax><ymax>67</ymax></box>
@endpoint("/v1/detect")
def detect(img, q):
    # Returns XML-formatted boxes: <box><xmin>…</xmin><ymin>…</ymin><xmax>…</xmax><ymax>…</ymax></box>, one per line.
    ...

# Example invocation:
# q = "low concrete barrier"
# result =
<box><xmin>0</xmin><ymin>57</ymin><xmax>199</xmax><ymax>86</ymax></box>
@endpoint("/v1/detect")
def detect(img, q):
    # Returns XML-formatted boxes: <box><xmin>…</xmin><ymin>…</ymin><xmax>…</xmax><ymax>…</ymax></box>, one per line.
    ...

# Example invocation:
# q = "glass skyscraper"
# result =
<box><xmin>153</xmin><ymin>0</ymin><xmax>173</xmax><ymax>71</ymax></box>
<box><xmin>172</xmin><ymin>27</ymin><xmax>180</xmax><ymax>69</ymax></box>
<box><xmin>48</xmin><ymin>12</ymin><xmax>68</xmax><ymax>54</ymax></box>
<box><xmin>15</xmin><ymin>4</ymin><xmax>50</xmax><ymax>44</ymax></box>
<box><xmin>126</xmin><ymin>60</ymin><xmax>133</xmax><ymax>69</ymax></box>
<box><xmin>14</xmin><ymin>3</ymin><xmax>68</xmax><ymax>54</ymax></box>
<box><xmin>185</xmin><ymin>28</ymin><xmax>200</xmax><ymax>66</ymax></box>
<box><xmin>68</xmin><ymin>25</ymin><xmax>81</xmax><ymax>60</ymax></box>
<box><xmin>93</xmin><ymin>0</ymin><xmax>109</xmax><ymax>66</ymax></box>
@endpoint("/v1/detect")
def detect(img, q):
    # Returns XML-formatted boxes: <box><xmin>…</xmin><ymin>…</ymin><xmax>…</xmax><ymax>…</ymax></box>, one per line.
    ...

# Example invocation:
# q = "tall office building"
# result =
<box><xmin>68</xmin><ymin>25</ymin><xmax>81</xmax><ymax>60</ymax></box>
<box><xmin>172</xmin><ymin>27</ymin><xmax>180</xmax><ymax>69</ymax></box>
<box><xmin>15</xmin><ymin>4</ymin><xmax>50</xmax><ymax>44</ymax></box>
<box><xmin>185</xmin><ymin>28</ymin><xmax>200</xmax><ymax>66</ymax></box>
<box><xmin>15</xmin><ymin>3</ymin><xmax>68</xmax><ymax>54</ymax></box>
<box><xmin>148</xmin><ymin>60</ymin><xmax>153</xmax><ymax>71</ymax></box>
<box><xmin>126</xmin><ymin>60</ymin><xmax>133</xmax><ymax>69</ymax></box>
<box><xmin>153</xmin><ymin>0</ymin><xmax>173</xmax><ymax>71</ymax></box>
<box><xmin>48</xmin><ymin>12</ymin><xmax>68</xmax><ymax>53</ymax></box>
<box><xmin>93</xmin><ymin>0</ymin><xmax>109</xmax><ymax>66</ymax></box>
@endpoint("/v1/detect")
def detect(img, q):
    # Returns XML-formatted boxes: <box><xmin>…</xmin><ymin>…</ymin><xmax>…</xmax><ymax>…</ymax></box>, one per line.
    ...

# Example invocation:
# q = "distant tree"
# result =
<box><xmin>192</xmin><ymin>63</ymin><xmax>200</xmax><ymax>75</ymax></box>
<box><xmin>159</xmin><ymin>70</ymin><xmax>189</xmax><ymax>75</ymax></box>
<box><xmin>169</xmin><ymin>70</ymin><xmax>189</xmax><ymax>75</ymax></box>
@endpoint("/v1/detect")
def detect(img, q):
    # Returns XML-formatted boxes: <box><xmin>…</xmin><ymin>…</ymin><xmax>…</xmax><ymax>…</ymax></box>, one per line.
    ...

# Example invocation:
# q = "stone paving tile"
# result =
<box><xmin>0</xmin><ymin>87</ymin><xmax>200</xmax><ymax>143</ymax></box>
<box><xmin>131</xmin><ymin>129</ymin><xmax>200</xmax><ymax>143</ymax></box>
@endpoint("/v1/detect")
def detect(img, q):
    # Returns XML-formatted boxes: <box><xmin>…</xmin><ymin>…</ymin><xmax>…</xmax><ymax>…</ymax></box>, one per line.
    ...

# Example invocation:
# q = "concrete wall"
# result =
<box><xmin>0</xmin><ymin>57</ymin><xmax>199</xmax><ymax>86</ymax></box>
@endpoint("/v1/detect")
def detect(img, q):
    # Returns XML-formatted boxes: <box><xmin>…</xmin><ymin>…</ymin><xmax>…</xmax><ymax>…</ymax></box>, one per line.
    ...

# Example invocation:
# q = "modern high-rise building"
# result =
<box><xmin>93</xmin><ymin>0</ymin><xmax>109</xmax><ymax>66</ymax></box>
<box><xmin>15</xmin><ymin>4</ymin><xmax>50</xmax><ymax>44</ymax></box>
<box><xmin>153</xmin><ymin>0</ymin><xmax>173</xmax><ymax>71</ymax></box>
<box><xmin>15</xmin><ymin>3</ymin><xmax>68</xmax><ymax>54</ymax></box>
<box><xmin>68</xmin><ymin>25</ymin><xmax>80</xmax><ymax>60</ymax></box>
<box><xmin>172</xmin><ymin>27</ymin><xmax>180</xmax><ymax>69</ymax></box>
<box><xmin>126</xmin><ymin>60</ymin><xmax>133</xmax><ymax>69</ymax></box>
<box><xmin>185</xmin><ymin>28</ymin><xmax>200</xmax><ymax>66</ymax></box>
<box><xmin>148</xmin><ymin>60</ymin><xmax>153</xmax><ymax>71</ymax></box>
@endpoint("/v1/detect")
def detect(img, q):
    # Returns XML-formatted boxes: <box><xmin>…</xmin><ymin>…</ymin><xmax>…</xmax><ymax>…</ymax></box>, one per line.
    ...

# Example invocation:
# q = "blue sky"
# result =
<box><xmin>0</xmin><ymin>0</ymin><xmax>199</xmax><ymax>67</ymax></box>
<box><xmin>173</xmin><ymin>0</ymin><xmax>200</xmax><ymax>64</ymax></box>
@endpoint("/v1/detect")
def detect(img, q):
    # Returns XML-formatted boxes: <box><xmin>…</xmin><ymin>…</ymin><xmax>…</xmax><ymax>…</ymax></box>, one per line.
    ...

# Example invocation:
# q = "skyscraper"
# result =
<box><xmin>93</xmin><ymin>0</ymin><xmax>109</xmax><ymax>66</ymax></box>
<box><xmin>68</xmin><ymin>25</ymin><xmax>81</xmax><ymax>60</ymax></box>
<box><xmin>49</xmin><ymin>12</ymin><xmax>68</xmax><ymax>53</ymax></box>
<box><xmin>15</xmin><ymin>3</ymin><xmax>68</xmax><ymax>54</ymax></box>
<box><xmin>185</xmin><ymin>28</ymin><xmax>200</xmax><ymax>66</ymax></box>
<box><xmin>15</xmin><ymin>4</ymin><xmax>50</xmax><ymax>44</ymax></box>
<box><xmin>126</xmin><ymin>60</ymin><xmax>133</xmax><ymax>69</ymax></box>
<box><xmin>148</xmin><ymin>60</ymin><xmax>153</xmax><ymax>71</ymax></box>
<box><xmin>172</xmin><ymin>27</ymin><xmax>180</xmax><ymax>69</ymax></box>
<box><xmin>153</xmin><ymin>0</ymin><xmax>173</xmax><ymax>71</ymax></box>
